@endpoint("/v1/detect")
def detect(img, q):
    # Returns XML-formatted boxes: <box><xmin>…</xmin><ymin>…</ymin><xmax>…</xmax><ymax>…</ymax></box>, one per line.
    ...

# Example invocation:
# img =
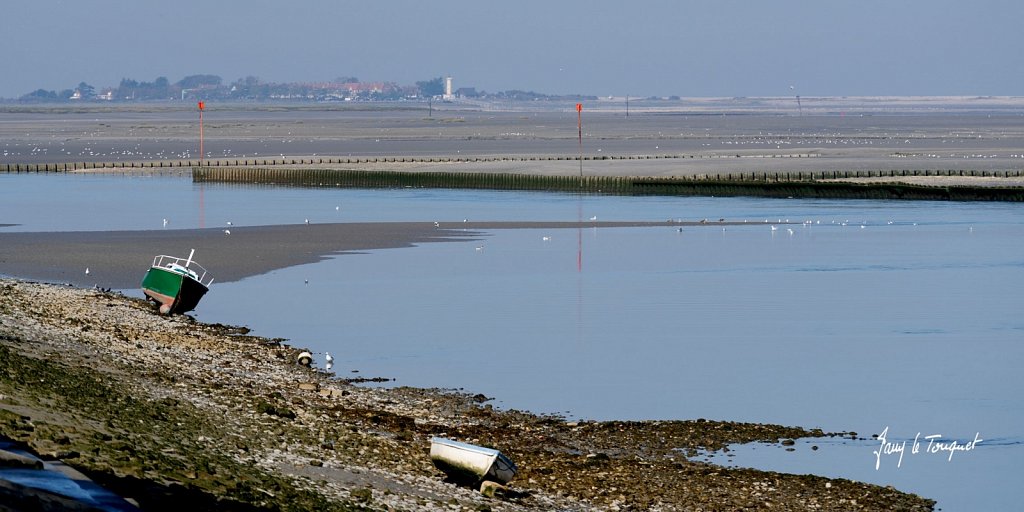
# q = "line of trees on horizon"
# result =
<box><xmin>13</xmin><ymin>74</ymin><xmax>597</xmax><ymax>103</ymax></box>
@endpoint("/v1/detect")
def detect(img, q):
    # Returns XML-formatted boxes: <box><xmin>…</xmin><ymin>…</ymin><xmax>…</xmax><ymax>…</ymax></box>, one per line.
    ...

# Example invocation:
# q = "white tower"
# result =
<box><xmin>443</xmin><ymin>76</ymin><xmax>453</xmax><ymax>100</ymax></box>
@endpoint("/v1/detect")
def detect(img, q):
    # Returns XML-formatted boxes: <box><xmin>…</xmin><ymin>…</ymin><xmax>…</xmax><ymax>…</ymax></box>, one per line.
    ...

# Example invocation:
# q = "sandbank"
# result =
<box><xmin>0</xmin><ymin>220</ymin><xmax>709</xmax><ymax>289</ymax></box>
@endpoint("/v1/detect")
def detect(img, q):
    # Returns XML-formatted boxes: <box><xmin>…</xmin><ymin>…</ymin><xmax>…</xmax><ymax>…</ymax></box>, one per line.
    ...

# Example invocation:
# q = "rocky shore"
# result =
<box><xmin>0</xmin><ymin>279</ymin><xmax>935</xmax><ymax>511</ymax></box>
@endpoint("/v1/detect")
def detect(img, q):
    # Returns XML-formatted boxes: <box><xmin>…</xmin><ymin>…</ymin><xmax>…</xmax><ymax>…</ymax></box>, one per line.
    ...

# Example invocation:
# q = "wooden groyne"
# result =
<box><xmin>4</xmin><ymin>156</ymin><xmax>1022</xmax><ymax>200</ymax></box>
<box><xmin>0</xmin><ymin>153</ymin><xmax>820</xmax><ymax>173</ymax></box>
<box><xmin>192</xmin><ymin>167</ymin><xmax>1024</xmax><ymax>201</ymax></box>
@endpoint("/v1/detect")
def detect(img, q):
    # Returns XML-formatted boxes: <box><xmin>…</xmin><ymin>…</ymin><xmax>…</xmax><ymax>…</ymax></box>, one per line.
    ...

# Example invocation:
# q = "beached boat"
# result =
<box><xmin>429</xmin><ymin>437</ymin><xmax>517</xmax><ymax>484</ymax></box>
<box><xmin>141</xmin><ymin>249</ymin><xmax>213</xmax><ymax>315</ymax></box>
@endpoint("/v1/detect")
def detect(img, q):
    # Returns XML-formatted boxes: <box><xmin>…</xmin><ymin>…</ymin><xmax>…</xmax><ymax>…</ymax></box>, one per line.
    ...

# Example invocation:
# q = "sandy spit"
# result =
<box><xmin>0</xmin><ymin>220</ymin><xmax>726</xmax><ymax>290</ymax></box>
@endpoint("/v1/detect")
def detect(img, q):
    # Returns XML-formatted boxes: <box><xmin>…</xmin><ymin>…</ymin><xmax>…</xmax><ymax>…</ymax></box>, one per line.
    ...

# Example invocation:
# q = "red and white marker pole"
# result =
<box><xmin>198</xmin><ymin>101</ymin><xmax>205</xmax><ymax>166</ymax></box>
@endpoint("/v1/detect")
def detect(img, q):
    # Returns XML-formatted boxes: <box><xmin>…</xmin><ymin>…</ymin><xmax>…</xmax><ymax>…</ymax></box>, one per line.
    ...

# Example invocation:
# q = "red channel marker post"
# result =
<box><xmin>576</xmin><ymin>103</ymin><xmax>583</xmax><ymax>176</ymax></box>
<box><xmin>198</xmin><ymin>101</ymin><xmax>205</xmax><ymax>166</ymax></box>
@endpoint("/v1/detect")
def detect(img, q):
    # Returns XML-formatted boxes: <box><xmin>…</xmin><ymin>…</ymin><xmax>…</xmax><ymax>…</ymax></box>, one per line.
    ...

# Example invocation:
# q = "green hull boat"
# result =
<box><xmin>141</xmin><ymin>249</ymin><xmax>213</xmax><ymax>315</ymax></box>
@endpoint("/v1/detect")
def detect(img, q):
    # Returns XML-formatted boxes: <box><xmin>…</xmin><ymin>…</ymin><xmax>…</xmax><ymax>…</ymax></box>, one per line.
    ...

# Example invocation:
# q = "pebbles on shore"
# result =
<box><xmin>0</xmin><ymin>279</ymin><xmax>935</xmax><ymax>510</ymax></box>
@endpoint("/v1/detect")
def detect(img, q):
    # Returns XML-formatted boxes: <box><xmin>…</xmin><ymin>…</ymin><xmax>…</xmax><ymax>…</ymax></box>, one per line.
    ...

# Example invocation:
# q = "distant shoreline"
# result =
<box><xmin>4</xmin><ymin>95</ymin><xmax>1024</xmax><ymax>113</ymax></box>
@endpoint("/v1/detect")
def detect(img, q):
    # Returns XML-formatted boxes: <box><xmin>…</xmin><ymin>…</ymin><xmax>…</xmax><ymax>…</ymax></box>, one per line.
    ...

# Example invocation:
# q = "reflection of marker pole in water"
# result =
<box><xmin>577</xmin><ymin>101</ymin><xmax>585</xmax><ymax>274</ymax></box>
<box><xmin>198</xmin><ymin>101</ymin><xmax>205</xmax><ymax>165</ymax></box>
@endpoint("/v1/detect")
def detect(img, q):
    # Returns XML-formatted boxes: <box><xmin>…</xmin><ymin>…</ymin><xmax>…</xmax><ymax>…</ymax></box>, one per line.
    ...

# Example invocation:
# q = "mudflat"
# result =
<box><xmin>4</xmin><ymin>101</ymin><xmax>1024</xmax><ymax>179</ymax></box>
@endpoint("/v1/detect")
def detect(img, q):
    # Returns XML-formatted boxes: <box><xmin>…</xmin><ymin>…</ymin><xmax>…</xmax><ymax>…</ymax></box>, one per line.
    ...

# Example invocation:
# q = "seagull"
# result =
<box><xmin>770</xmin><ymin>225</ymin><xmax>778</xmax><ymax>231</ymax></box>
<box><xmin>304</xmin><ymin>218</ymin><xmax>310</xmax><ymax>225</ymax></box>
<box><xmin>434</xmin><ymin>221</ymin><xmax>440</xmax><ymax>228</ymax></box>
<box><xmin>787</xmin><ymin>228</ymin><xmax>794</xmax><ymax>235</ymax></box>
<box><xmin>542</xmin><ymin>236</ymin><xmax>551</xmax><ymax>241</ymax></box>
<box><xmin>226</xmin><ymin>221</ymin><xmax>233</xmax><ymax>226</ymax></box>
<box><xmin>85</xmin><ymin>267</ymin><xmax>90</xmax><ymax>275</ymax></box>
<box><xmin>162</xmin><ymin>218</ymin><xmax>168</xmax><ymax>227</ymax></box>
<box><xmin>335</xmin><ymin>206</ymin><xmax>340</xmax><ymax>211</ymax></box>
<box><xmin>589</xmin><ymin>215</ymin><xmax>598</xmax><ymax>221</ymax></box>
<box><xmin>325</xmin><ymin>352</ymin><xmax>334</xmax><ymax>370</ymax></box>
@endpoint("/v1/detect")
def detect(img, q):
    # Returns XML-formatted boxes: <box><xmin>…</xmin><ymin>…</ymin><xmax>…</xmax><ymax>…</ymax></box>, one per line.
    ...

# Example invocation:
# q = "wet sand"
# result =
<box><xmin>4</xmin><ymin>102</ymin><xmax>1024</xmax><ymax>178</ymax></box>
<box><xmin>0</xmin><ymin>220</ymin><xmax>713</xmax><ymax>289</ymax></box>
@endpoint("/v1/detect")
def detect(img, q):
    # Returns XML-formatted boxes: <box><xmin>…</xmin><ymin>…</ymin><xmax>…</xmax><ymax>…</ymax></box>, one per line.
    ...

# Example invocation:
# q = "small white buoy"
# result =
<box><xmin>224</xmin><ymin>229</ymin><xmax>231</xmax><ymax>235</ymax></box>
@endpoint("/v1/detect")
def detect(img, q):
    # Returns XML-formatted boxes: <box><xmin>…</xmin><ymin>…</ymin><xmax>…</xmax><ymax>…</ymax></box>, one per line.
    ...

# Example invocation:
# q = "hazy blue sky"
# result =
<box><xmin>3</xmin><ymin>0</ymin><xmax>1021</xmax><ymax>99</ymax></box>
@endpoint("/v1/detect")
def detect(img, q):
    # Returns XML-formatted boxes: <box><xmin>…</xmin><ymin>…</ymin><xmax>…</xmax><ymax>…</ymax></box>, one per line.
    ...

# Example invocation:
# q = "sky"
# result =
<box><xmin>3</xmin><ymin>0</ymin><xmax>1022</xmax><ymax>99</ymax></box>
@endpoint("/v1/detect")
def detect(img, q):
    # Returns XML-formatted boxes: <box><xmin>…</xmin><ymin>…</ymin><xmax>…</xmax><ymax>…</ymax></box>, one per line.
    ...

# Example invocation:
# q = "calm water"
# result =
<box><xmin>2</xmin><ymin>173</ymin><xmax>1022</xmax><ymax>510</ymax></box>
